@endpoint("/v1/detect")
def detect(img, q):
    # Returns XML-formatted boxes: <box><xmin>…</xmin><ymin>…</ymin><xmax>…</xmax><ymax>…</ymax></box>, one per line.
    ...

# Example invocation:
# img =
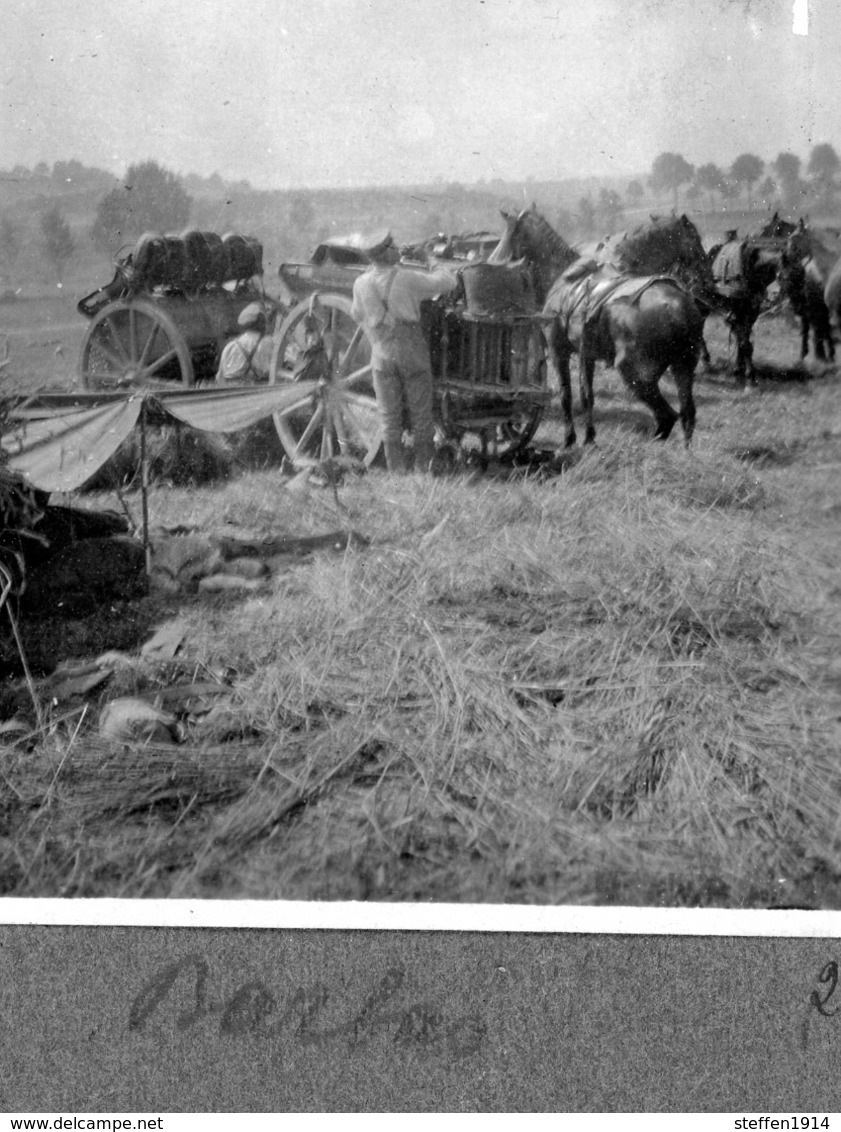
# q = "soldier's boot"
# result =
<box><xmin>384</xmin><ymin>438</ymin><xmax>406</xmax><ymax>474</ymax></box>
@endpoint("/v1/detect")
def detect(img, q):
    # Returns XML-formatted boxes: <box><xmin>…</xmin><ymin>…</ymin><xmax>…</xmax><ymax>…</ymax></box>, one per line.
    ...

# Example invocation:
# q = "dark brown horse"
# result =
<box><xmin>592</xmin><ymin>213</ymin><xmax>720</xmax><ymax>370</ymax></box>
<box><xmin>709</xmin><ymin>214</ymin><xmax>795</xmax><ymax>384</ymax></box>
<box><xmin>780</xmin><ymin>221</ymin><xmax>837</xmax><ymax>362</ymax></box>
<box><xmin>504</xmin><ymin>207</ymin><xmax>703</xmax><ymax>446</ymax></box>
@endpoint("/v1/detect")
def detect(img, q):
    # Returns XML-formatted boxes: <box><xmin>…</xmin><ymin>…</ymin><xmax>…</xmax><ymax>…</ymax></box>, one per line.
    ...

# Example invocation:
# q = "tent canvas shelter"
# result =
<box><xmin>2</xmin><ymin>382</ymin><xmax>322</xmax><ymax>494</ymax></box>
<box><xmin>1</xmin><ymin>381</ymin><xmax>323</xmax><ymax>573</ymax></box>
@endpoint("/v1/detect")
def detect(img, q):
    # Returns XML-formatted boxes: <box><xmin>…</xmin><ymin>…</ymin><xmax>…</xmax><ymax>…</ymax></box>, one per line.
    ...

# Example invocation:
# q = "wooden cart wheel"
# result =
<box><xmin>440</xmin><ymin>402</ymin><xmax>544</xmax><ymax>463</ymax></box>
<box><xmin>269</xmin><ymin>294</ymin><xmax>381</xmax><ymax>467</ymax></box>
<box><xmin>79</xmin><ymin>299</ymin><xmax>195</xmax><ymax>390</ymax></box>
<box><xmin>492</xmin><ymin>404</ymin><xmax>544</xmax><ymax>454</ymax></box>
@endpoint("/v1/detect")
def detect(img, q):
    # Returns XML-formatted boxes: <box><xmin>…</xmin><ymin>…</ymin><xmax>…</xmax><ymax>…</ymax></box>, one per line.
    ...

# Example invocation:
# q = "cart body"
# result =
<box><xmin>272</xmin><ymin>237</ymin><xmax>550</xmax><ymax>465</ymax></box>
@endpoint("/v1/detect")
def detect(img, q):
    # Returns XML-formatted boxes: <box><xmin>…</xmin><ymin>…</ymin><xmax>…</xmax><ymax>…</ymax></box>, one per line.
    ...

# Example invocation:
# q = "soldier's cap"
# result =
<box><xmin>237</xmin><ymin>302</ymin><xmax>266</xmax><ymax>328</ymax></box>
<box><xmin>725</xmin><ymin>229</ymin><xmax>739</xmax><ymax>242</ymax></box>
<box><xmin>359</xmin><ymin>229</ymin><xmax>395</xmax><ymax>258</ymax></box>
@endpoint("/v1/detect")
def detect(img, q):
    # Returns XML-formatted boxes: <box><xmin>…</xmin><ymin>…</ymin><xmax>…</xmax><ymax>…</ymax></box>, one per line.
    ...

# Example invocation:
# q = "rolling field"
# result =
<box><xmin>1</xmin><ymin>294</ymin><xmax>840</xmax><ymax>907</ymax></box>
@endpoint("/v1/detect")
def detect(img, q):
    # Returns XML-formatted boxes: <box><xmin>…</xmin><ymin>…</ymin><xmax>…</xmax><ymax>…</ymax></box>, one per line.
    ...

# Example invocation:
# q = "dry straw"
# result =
<box><xmin>2</xmin><ymin>366</ymin><xmax>840</xmax><ymax>905</ymax></box>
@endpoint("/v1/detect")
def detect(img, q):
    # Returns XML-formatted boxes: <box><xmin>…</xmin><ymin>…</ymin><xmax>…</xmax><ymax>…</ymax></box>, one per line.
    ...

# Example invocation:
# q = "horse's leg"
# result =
<box><xmin>699</xmin><ymin>331</ymin><xmax>711</xmax><ymax>370</ymax></box>
<box><xmin>816</xmin><ymin>304</ymin><xmax>835</xmax><ymax>361</ymax></box>
<box><xmin>671</xmin><ymin>360</ymin><xmax>697</xmax><ymax>445</ymax></box>
<box><xmin>546</xmin><ymin>321</ymin><xmax>576</xmax><ymax>446</ymax></box>
<box><xmin>697</xmin><ymin>311</ymin><xmax>712</xmax><ymax>370</ymax></box>
<box><xmin>799</xmin><ymin>314</ymin><xmax>811</xmax><ymax>361</ymax></box>
<box><xmin>737</xmin><ymin>317</ymin><xmax>757</xmax><ymax>387</ymax></box>
<box><xmin>579</xmin><ymin>351</ymin><xmax>597</xmax><ymax>444</ymax></box>
<box><xmin>615</xmin><ymin>346</ymin><xmax>679</xmax><ymax>440</ymax></box>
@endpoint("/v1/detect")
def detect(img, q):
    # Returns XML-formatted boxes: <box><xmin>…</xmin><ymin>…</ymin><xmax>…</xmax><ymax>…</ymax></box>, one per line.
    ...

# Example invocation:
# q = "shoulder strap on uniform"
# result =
<box><xmin>238</xmin><ymin>337</ymin><xmax>261</xmax><ymax>381</ymax></box>
<box><xmin>371</xmin><ymin>267</ymin><xmax>399</xmax><ymax>328</ymax></box>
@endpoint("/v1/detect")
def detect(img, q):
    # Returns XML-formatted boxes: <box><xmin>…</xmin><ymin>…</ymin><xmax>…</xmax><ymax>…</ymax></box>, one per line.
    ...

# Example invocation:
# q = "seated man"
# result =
<box><xmin>215</xmin><ymin>302</ymin><xmax>274</xmax><ymax>382</ymax></box>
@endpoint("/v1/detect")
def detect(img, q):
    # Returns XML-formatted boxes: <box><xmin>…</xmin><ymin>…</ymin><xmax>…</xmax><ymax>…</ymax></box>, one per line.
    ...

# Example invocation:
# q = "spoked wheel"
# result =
<box><xmin>490</xmin><ymin>404</ymin><xmax>544</xmax><ymax>455</ymax></box>
<box><xmin>269</xmin><ymin>294</ymin><xmax>381</xmax><ymax>467</ymax></box>
<box><xmin>79</xmin><ymin>299</ymin><xmax>194</xmax><ymax>390</ymax></box>
<box><xmin>437</xmin><ymin>395</ymin><xmax>545</xmax><ymax>463</ymax></box>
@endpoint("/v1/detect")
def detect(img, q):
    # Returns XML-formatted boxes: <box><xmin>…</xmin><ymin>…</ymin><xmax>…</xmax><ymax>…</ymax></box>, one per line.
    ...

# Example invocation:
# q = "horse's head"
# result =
<box><xmin>486</xmin><ymin>206</ymin><xmax>530</xmax><ymax>265</ymax></box>
<box><xmin>785</xmin><ymin>221</ymin><xmax>814</xmax><ymax>264</ymax></box>
<box><xmin>754</xmin><ymin>211</ymin><xmax>798</xmax><ymax>242</ymax></box>
<box><xmin>491</xmin><ymin>206</ymin><xmax>579</xmax><ymax>302</ymax></box>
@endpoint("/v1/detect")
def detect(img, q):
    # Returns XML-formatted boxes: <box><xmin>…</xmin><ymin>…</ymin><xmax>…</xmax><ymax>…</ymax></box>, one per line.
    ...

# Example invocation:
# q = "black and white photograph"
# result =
<box><xmin>6</xmin><ymin>0</ymin><xmax>841</xmax><ymax>1115</ymax></box>
<box><xmin>1</xmin><ymin>0</ymin><xmax>839</xmax><ymax>912</ymax></box>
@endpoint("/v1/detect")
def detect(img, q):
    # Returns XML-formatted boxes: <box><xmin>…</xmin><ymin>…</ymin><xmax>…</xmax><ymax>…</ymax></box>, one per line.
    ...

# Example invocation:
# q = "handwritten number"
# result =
<box><xmin>810</xmin><ymin>961</ymin><xmax>838</xmax><ymax>1017</ymax></box>
<box><xmin>128</xmin><ymin>954</ymin><xmax>210</xmax><ymax>1032</ymax></box>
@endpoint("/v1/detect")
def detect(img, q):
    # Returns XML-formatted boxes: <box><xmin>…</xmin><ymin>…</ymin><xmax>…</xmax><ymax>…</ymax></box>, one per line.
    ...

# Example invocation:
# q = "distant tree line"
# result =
<box><xmin>566</xmin><ymin>143</ymin><xmax>841</xmax><ymax>240</ymax></box>
<box><xmin>645</xmin><ymin>143</ymin><xmax>841</xmax><ymax>215</ymax></box>
<box><xmin>5</xmin><ymin>146</ymin><xmax>841</xmax><ymax>282</ymax></box>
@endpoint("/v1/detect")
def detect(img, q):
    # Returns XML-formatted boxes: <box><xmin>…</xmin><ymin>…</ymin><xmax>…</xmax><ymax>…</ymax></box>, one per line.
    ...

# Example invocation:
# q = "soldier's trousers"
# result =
<box><xmin>371</xmin><ymin>323</ymin><xmax>435</xmax><ymax>473</ymax></box>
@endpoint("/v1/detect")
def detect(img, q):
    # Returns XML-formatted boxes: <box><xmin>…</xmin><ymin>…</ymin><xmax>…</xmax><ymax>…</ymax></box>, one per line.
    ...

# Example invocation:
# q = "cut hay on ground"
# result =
<box><xmin>2</xmin><ymin>318</ymin><xmax>841</xmax><ymax>906</ymax></box>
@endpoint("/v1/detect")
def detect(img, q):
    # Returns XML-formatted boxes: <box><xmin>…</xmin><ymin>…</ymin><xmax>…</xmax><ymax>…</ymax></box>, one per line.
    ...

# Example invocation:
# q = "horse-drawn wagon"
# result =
<box><xmin>76</xmin><ymin>230</ymin><xmax>274</xmax><ymax>390</ymax></box>
<box><xmin>76</xmin><ymin>225</ymin><xmax>552</xmax><ymax>467</ymax></box>
<box><xmin>269</xmin><ymin>234</ymin><xmax>551</xmax><ymax>467</ymax></box>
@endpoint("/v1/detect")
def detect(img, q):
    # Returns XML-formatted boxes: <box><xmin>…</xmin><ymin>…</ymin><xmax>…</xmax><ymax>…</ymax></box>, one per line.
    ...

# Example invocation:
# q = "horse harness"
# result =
<box><xmin>550</xmin><ymin>267</ymin><xmax>678</xmax><ymax>340</ymax></box>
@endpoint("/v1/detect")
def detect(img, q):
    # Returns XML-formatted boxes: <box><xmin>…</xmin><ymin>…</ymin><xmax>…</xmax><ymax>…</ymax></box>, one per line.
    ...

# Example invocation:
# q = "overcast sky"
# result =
<box><xmin>3</xmin><ymin>0</ymin><xmax>840</xmax><ymax>189</ymax></box>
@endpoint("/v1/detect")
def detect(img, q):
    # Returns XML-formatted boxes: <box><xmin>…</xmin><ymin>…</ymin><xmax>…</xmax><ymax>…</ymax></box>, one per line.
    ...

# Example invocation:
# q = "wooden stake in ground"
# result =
<box><xmin>139</xmin><ymin>394</ymin><xmax>151</xmax><ymax>587</ymax></box>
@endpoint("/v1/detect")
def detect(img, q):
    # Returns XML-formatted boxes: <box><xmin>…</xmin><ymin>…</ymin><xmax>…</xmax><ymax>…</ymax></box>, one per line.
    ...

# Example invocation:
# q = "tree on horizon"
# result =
<box><xmin>40</xmin><ymin>205</ymin><xmax>75</xmax><ymax>283</ymax></box>
<box><xmin>695</xmin><ymin>163</ymin><xmax>726</xmax><ymax>212</ymax></box>
<box><xmin>772</xmin><ymin>152</ymin><xmax>804</xmax><ymax>211</ymax></box>
<box><xmin>649</xmin><ymin>152</ymin><xmax>695</xmax><ymax>211</ymax></box>
<box><xmin>808</xmin><ymin>143</ymin><xmax>841</xmax><ymax>209</ymax></box>
<box><xmin>597</xmin><ymin>187</ymin><xmax>623</xmax><ymax>233</ymax></box>
<box><xmin>730</xmin><ymin>153</ymin><xmax>764</xmax><ymax>209</ymax></box>
<box><xmin>757</xmin><ymin>175</ymin><xmax>777</xmax><ymax>207</ymax></box>
<box><xmin>626</xmin><ymin>180</ymin><xmax>644</xmax><ymax>209</ymax></box>
<box><xmin>0</xmin><ymin>215</ymin><xmax>21</xmax><ymax>281</ymax></box>
<box><xmin>90</xmin><ymin>160</ymin><xmax>192</xmax><ymax>250</ymax></box>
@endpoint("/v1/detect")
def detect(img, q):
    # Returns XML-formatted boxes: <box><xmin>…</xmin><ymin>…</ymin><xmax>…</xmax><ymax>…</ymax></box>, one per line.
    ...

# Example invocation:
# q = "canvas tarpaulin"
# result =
<box><xmin>2</xmin><ymin>381</ymin><xmax>319</xmax><ymax>494</ymax></box>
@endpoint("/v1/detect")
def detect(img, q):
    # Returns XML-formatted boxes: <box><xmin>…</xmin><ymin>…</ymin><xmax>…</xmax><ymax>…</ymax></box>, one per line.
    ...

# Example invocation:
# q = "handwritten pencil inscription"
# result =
<box><xmin>128</xmin><ymin>954</ymin><xmax>487</xmax><ymax>1061</ymax></box>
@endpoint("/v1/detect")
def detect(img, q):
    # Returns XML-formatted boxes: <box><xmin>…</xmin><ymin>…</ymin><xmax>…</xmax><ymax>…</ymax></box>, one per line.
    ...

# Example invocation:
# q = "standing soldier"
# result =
<box><xmin>351</xmin><ymin>230</ymin><xmax>458</xmax><ymax>473</ymax></box>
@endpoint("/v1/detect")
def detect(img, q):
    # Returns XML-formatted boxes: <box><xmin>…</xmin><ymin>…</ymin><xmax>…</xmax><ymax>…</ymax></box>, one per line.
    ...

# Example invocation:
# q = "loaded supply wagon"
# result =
<box><xmin>76</xmin><ymin>224</ymin><xmax>553</xmax><ymax>467</ymax></box>
<box><xmin>76</xmin><ymin>230</ymin><xmax>275</xmax><ymax>389</ymax></box>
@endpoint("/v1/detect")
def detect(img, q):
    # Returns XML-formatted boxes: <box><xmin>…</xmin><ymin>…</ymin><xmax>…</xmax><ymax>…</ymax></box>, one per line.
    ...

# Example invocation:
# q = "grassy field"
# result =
<box><xmin>0</xmin><ymin>303</ymin><xmax>840</xmax><ymax>906</ymax></box>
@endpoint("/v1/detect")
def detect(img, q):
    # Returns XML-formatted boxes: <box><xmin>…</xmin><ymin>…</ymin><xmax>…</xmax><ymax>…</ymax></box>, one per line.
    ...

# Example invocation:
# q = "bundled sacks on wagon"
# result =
<box><xmin>124</xmin><ymin>230</ymin><xmax>264</xmax><ymax>294</ymax></box>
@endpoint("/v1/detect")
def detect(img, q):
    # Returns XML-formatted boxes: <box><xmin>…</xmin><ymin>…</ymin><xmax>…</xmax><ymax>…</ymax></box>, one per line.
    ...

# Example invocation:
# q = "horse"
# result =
<box><xmin>591</xmin><ymin>213</ymin><xmax>719</xmax><ymax>369</ymax></box>
<box><xmin>780</xmin><ymin>221</ymin><xmax>838</xmax><ymax>363</ymax></box>
<box><xmin>708</xmin><ymin>214</ymin><xmax>795</xmax><ymax>385</ymax></box>
<box><xmin>502</xmin><ymin>207</ymin><xmax>704</xmax><ymax>447</ymax></box>
<box><xmin>592</xmin><ymin>213</ymin><xmax>716</xmax><ymax>286</ymax></box>
<box><xmin>824</xmin><ymin>253</ymin><xmax>841</xmax><ymax>335</ymax></box>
